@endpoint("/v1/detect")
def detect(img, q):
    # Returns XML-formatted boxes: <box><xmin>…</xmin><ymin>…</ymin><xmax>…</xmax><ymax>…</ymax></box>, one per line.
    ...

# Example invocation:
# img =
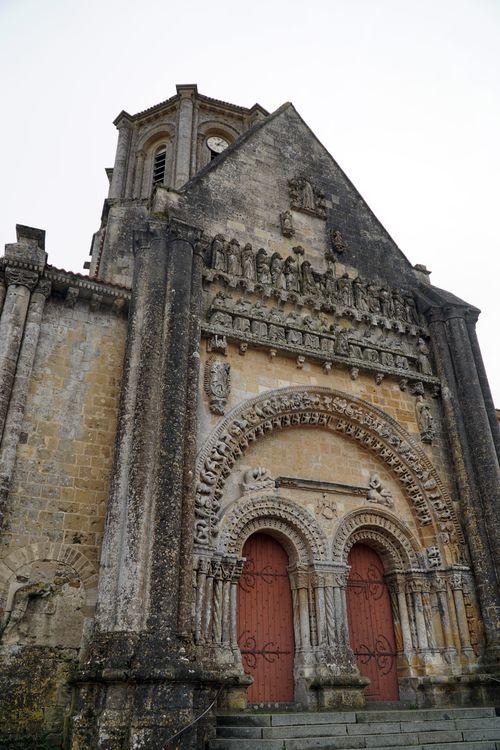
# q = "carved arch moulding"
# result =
<box><xmin>218</xmin><ymin>494</ymin><xmax>329</xmax><ymax>564</ymax></box>
<box><xmin>332</xmin><ymin>508</ymin><xmax>420</xmax><ymax>571</ymax></box>
<box><xmin>194</xmin><ymin>386</ymin><xmax>464</xmax><ymax>557</ymax></box>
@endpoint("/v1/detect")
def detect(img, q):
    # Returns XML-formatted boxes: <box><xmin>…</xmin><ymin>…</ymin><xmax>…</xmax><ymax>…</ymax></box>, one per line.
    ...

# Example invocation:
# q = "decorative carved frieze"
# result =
<box><xmin>425</xmin><ymin>546</ymin><xmax>442</xmax><ymax>568</ymax></box>
<box><xmin>194</xmin><ymin>386</ymin><xmax>463</xmax><ymax>551</ymax></box>
<box><xmin>203</xmin><ymin>292</ymin><xmax>438</xmax><ymax>384</ymax></box>
<box><xmin>204</xmin><ymin>357</ymin><xmax>231</xmax><ymax>415</ymax></box>
<box><xmin>288</xmin><ymin>176</ymin><xmax>327</xmax><ymax>219</ymax></box>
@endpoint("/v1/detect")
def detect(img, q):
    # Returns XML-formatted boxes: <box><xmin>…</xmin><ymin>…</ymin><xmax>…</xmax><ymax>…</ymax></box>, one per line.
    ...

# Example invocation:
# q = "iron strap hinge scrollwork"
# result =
<box><xmin>238</xmin><ymin>631</ymin><xmax>292</xmax><ymax>669</ymax></box>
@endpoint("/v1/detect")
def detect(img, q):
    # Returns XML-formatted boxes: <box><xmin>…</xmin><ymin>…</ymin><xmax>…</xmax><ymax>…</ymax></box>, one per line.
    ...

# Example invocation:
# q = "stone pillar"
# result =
<box><xmin>108</xmin><ymin>116</ymin><xmax>133</xmax><ymax>199</ymax></box>
<box><xmin>427</xmin><ymin>306</ymin><xmax>500</xmax><ymax>662</ymax></box>
<box><xmin>0</xmin><ymin>278</ymin><xmax>51</xmax><ymax>520</ymax></box>
<box><xmin>0</xmin><ymin>271</ymin><xmax>6</xmax><ymax>316</ymax></box>
<box><xmin>132</xmin><ymin>149</ymin><xmax>146</xmax><ymax>199</ymax></box>
<box><xmin>434</xmin><ymin>576</ymin><xmax>456</xmax><ymax>655</ymax></box>
<box><xmin>387</xmin><ymin>575</ymin><xmax>414</xmax><ymax>657</ymax></box>
<box><xmin>0</xmin><ymin>268</ymin><xmax>39</xmax><ymax>445</ymax></box>
<box><xmin>174</xmin><ymin>85</ymin><xmax>196</xmax><ymax>189</ymax></box>
<box><xmin>449</xmin><ymin>571</ymin><xmax>474</xmax><ymax>658</ymax></box>
<box><xmin>409</xmin><ymin>580</ymin><xmax>429</xmax><ymax>651</ymax></box>
<box><xmin>465</xmin><ymin>310</ymin><xmax>500</xmax><ymax>459</ymax></box>
<box><xmin>72</xmin><ymin>219</ymin><xmax>208</xmax><ymax>749</ymax></box>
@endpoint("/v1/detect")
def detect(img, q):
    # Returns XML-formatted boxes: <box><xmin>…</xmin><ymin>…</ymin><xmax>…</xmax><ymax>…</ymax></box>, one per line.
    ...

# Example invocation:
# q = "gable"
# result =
<box><xmin>175</xmin><ymin>104</ymin><xmax>418</xmax><ymax>291</ymax></box>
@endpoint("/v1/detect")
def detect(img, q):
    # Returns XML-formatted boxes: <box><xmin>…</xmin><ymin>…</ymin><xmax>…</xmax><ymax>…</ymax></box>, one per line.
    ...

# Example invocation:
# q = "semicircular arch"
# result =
<box><xmin>195</xmin><ymin>386</ymin><xmax>463</xmax><ymax>557</ymax></box>
<box><xmin>218</xmin><ymin>494</ymin><xmax>328</xmax><ymax>564</ymax></box>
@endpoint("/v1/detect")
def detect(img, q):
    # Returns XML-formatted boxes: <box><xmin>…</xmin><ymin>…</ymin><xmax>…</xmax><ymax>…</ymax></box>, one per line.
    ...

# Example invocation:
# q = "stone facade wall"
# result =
<box><xmin>0</xmin><ymin>296</ymin><xmax>126</xmax><ymax>748</ymax></box>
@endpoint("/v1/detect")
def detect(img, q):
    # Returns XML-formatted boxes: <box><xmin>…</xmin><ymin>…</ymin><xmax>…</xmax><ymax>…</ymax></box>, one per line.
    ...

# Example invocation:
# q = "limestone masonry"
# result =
<box><xmin>0</xmin><ymin>84</ymin><xmax>498</xmax><ymax>749</ymax></box>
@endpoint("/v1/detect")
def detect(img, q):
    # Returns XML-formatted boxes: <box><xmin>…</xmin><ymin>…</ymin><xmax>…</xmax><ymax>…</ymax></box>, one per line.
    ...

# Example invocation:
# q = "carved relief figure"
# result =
<box><xmin>204</xmin><ymin>357</ymin><xmax>231</xmax><ymax>415</ymax></box>
<box><xmin>323</xmin><ymin>267</ymin><xmax>337</xmax><ymax>300</ymax></box>
<box><xmin>337</xmin><ymin>273</ymin><xmax>353</xmax><ymax>307</ymax></box>
<box><xmin>417</xmin><ymin>338</ymin><xmax>433</xmax><ymax>375</ymax></box>
<box><xmin>270</xmin><ymin>252</ymin><xmax>286</xmax><ymax>289</ymax></box>
<box><xmin>280</xmin><ymin>210</ymin><xmax>295</xmax><ymax>238</ymax></box>
<box><xmin>366</xmin><ymin>473</ymin><xmax>394</xmax><ymax>507</ymax></box>
<box><xmin>288</xmin><ymin>176</ymin><xmax>326</xmax><ymax>218</ymax></box>
<box><xmin>416</xmin><ymin>395</ymin><xmax>435</xmax><ymax>443</ymax></box>
<box><xmin>240</xmin><ymin>466</ymin><xmax>275</xmax><ymax>494</ymax></box>
<box><xmin>379</xmin><ymin>287</ymin><xmax>393</xmax><ymax>318</ymax></box>
<box><xmin>300</xmin><ymin>260</ymin><xmax>317</xmax><ymax>295</ymax></box>
<box><xmin>226</xmin><ymin>239</ymin><xmax>241</xmax><ymax>276</ymax></box>
<box><xmin>241</xmin><ymin>243</ymin><xmax>256</xmax><ymax>281</ymax></box>
<box><xmin>255</xmin><ymin>248</ymin><xmax>271</xmax><ymax>284</ymax></box>
<box><xmin>353</xmin><ymin>277</ymin><xmax>369</xmax><ymax>312</ymax></box>
<box><xmin>329</xmin><ymin>229</ymin><xmax>347</xmax><ymax>254</ymax></box>
<box><xmin>284</xmin><ymin>255</ymin><xmax>300</xmax><ymax>292</ymax></box>
<box><xmin>211</xmin><ymin>234</ymin><xmax>227</xmax><ymax>272</ymax></box>
<box><xmin>0</xmin><ymin>561</ymin><xmax>85</xmax><ymax>648</ymax></box>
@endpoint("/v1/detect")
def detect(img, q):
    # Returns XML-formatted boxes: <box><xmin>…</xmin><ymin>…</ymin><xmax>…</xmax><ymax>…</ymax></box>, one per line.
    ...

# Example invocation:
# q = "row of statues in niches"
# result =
<box><xmin>206</xmin><ymin>235</ymin><xmax>421</xmax><ymax>327</ymax></box>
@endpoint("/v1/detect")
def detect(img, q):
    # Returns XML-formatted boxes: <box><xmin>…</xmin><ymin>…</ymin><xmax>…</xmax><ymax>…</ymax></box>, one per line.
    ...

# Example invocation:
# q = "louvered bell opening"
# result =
<box><xmin>152</xmin><ymin>147</ymin><xmax>167</xmax><ymax>186</ymax></box>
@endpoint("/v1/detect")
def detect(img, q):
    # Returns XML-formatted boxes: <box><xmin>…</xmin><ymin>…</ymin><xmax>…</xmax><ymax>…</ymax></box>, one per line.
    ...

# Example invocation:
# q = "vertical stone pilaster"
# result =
<box><xmin>174</xmin><ymin>85</ymin><xmax>196</xmax><ymax>188</ymax></box>
<box><xmin>427</xmin><ymin>307</ymin><xmax>500</xmax><ymax>660</ymax></box>
<box><xmin>465</xmin><ymin>310</ymin><xmax>500</xmax><ymax>459</ymax></box>
<box><xmin>0</xmin><ymin>268</ymin><xmax>39</xmax><ymax>446</ymax></box>
<box><xmin>449</xmin><ymin>571</ymin><xmax>474</xmax><ymax>657</ymax></box>
<box><xmin>108</xmin><ymin>116</ymin><xmax>133</xmax><ymax>200</ymax></box>
<box><xmin>95</xmin><ymin>227</ymin><xmax>169</xmax><ymax>632</ymax></box>
<box><xmin>132</xmin><ymin>149</ymin><xmax>146</xmax><ymax>199</ymax></box>
<box><xmin>0</xmin><ymin>278</ymin><xmax>51</xmax><ymax>520</ymax></box>
<box><xmin>0</xmin><ymin>271</ymin><xmax>6</xmax><ymax>317</ymax></box>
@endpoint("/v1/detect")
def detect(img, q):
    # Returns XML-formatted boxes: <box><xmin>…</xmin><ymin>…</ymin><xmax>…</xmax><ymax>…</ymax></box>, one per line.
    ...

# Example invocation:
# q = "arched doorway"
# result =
<box><xmin>346</xmin><ymin>543</ymin><xmax>399</xmax><ymax>701</ymax></box>
<box><xmin>237</xmin><ymin>533</ymin><xmax>295</xmax><ymax>704</ymax></box>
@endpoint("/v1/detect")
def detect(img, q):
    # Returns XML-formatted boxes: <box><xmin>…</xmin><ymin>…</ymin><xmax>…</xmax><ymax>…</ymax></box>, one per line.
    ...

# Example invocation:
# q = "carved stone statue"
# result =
<box><xmin>288</xmin><ymin>176</ymin><xmax>326</xmax><ymax>218</ymax></box>
<box><xmin>367</xmin><ymin>473</ymin><xmax>394</xmax><ymax>507</ymax></box>
<box><xmin>255</xmin><ymin>248</ymin><xmax>271</xmax><ymax>284</ymax></box>
<box><xmin>226</xmin><ymin>239</ymin><xmax>241</xmax><ymax>276</ymax></box>
<box><xmin>337</xmin><ymin>273</ymin><xmax>353</xmax><ymax>307</ymax></box>
<box><xmin>329</xmin><ymin>229</ymin><xmax>347</xmax><ymax>254</ymax></box>
<box><xmin>300</xmin><ymin>260</ymin><xmax>316</xmax><ymax>295</ymax></box>
<box><xmin>404</xmin><ymin>294</ymin><xmax>419</xmax><ymax>325</ymax></box>
<box><xmin>416</xmin><ymin>395</ymin><xmax>435</xmax><ymax>443</ymax></box>
<box><xmin>353</xmin><ymin>277</ymin><xmax>369</xmax><ymax>312</ymax></box>
<box><xmin>379</xmin><ymin>287</ymin><xmax>393</xmax><ymax>318</ymax></box>
<box><xmin>335</xmin><ymin>329</ymin><xmax>350</xmax><ymax>356</ymax></box>
<box><xmin>284</xmin><ymin>255</ymin><xmax>300</xmax><ymax>292</ymax></box>
<box><xmin>392</xmin><ymin>291</ymin><xmax>407</xmax><ymax>320</ymax></box>
<box><xmin>240</xmin><ymin>466</ymin><xmax>275</xmax><ymax>494</ymax></box>
<box><xmin>241</xmin><ymin>243</ymin><xmax>255</xmax><ymax>281</ymax></box>
<box><xmin>302</xmin><ymin>179</ymin><xmax>315</xmax><ymax>211</ymax></box>
<box><xmin>417</xmin><ymin>338</ymin><xmax>433</xmax><ymax>375</ymax></box>
<box><xmin>367</xmin><ymin>283</ymin><xmax>381</xmax><ymax>313</ymax></box>
<box><xmin>204</xmin><ymin>357</ymin><xmax>231</xmax><ymax>415</ymax></box>
<box><xmin>280</xmin><ymin>210</ymin><xmax>295</xmax><ymax>238</ymax></box>
<box><xmin>211</xmin><ymin>234</ymin><xmax>227</xmax><ymax>272</ymax></box>
<box><xmin>323</xmin><ymin>267</ymin><xmax>337</xmax><ymax>300</ymax></box>
<box><xmin>270</xmin><ymin>252</ymin><xmax>286</xmax><ymax>289</ymax></box>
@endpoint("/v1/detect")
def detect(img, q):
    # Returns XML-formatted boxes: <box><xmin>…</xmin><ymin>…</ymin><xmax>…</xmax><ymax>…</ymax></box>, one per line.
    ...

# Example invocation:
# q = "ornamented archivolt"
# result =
<box><xmin>218</xmin><ymin>494</ymin><xmax>328</xmax><ymax>562</ymax></box>
<box><xmin>194</xmin><ymin>386</ymin><xmax>463</xmax><ymax>554</ymax></box>
<box><xmin>332</xmin><ymin>509</ymin><xmax>419</xmax><ymax>570</ymax></box>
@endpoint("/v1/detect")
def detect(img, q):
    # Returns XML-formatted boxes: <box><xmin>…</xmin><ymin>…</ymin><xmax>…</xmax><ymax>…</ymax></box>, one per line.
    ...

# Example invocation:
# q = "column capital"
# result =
<box><xmin>5</xmin><ymin>266</ymin><xmax>39</xmax><ymax>290</ymax></box>
<box><xmin>34</xmin><ymin>278</ymin><xmax>52</xmax><ymax>298</ymax></box>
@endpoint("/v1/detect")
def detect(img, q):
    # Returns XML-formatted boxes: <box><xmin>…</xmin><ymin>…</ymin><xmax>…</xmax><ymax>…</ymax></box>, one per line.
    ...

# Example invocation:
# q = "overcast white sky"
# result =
<box><xmin>1</xmin><ymin>0</ymin><xmax>499</xmax><ymax>402</ymax></box>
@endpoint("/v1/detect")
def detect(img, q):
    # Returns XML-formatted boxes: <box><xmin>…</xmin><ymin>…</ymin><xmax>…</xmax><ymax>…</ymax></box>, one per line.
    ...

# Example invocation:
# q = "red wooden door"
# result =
<box><xmin>346</xmin><ymin>544</ymin><xmax>399</xmax><ymax>701</ymax></box>
<box><xmin>238</xmin><ymin>533</ymin><xmax>295</xmax><ymax>704</ymax></box>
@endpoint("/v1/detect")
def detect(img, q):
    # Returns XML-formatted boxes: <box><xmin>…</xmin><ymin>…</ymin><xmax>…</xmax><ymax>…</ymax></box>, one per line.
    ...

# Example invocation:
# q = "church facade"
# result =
<box><xmin>0</xmin><ymin>84</ymin><xmax>498</xmax><ymax>749</ymax></box>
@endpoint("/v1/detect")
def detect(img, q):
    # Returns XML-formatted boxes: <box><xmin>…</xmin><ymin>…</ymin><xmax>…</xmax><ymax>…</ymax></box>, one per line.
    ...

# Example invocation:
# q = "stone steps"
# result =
<box><xmin>209</xmin><ymin>707</ymin><xmax>500</xmax><ymax>750</ymax></box>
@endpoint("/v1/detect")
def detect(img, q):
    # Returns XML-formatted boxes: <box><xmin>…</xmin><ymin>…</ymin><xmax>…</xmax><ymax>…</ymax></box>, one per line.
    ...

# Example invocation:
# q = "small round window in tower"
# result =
<box><xmin>207</xmin><ymin>136</ymin><xmax>229</xmax><ymax>160</ymax></box>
